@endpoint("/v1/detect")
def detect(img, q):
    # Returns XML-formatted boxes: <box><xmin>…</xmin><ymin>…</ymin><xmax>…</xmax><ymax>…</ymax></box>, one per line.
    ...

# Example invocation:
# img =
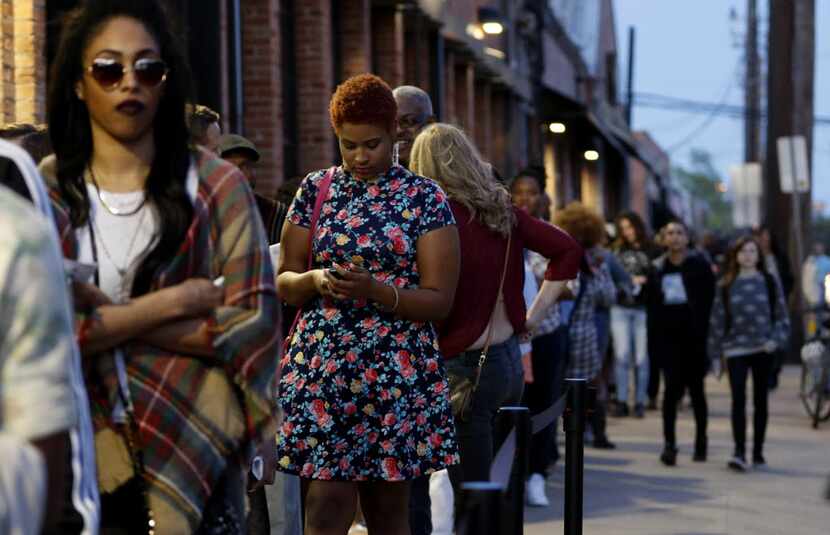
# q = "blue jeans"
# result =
<box><xmin>446</xmin><ymin>336</ymin><xmax>524</xmax><ymax>487</ymax></box>
<box><xmin>610</xmin><ymin>306</ymin><xmax>649</xmax><ymax>405</ymax></box>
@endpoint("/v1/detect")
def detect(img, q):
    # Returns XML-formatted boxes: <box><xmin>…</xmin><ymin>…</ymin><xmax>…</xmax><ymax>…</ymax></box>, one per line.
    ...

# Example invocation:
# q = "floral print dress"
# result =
<box><xmin>276</xmin><ymin>164</ymin><xmax>459</xmax><ymax>481</ymax></box>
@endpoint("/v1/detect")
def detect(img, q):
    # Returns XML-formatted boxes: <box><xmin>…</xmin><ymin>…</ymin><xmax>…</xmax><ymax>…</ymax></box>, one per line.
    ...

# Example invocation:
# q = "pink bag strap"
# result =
<box><xmin>284</xmin><ymin>167</ymin><xmax>336</xmax><ymax>351</ymax></box>
<box><xmin>306</xmin><ymin>167</ymin><xmax>336</xmax><ymax>268</ymax></box>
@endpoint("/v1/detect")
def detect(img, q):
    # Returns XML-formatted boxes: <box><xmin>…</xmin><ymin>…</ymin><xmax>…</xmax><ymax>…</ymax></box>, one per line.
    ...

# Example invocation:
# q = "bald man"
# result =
<box><xmin>392</xmin><ymin>85</ymin><xmax>441</xmax><ymax>535</ymax></box>
<box><xmin>392</xmin><ymin>86</ymin><xmax>436</xmax><ymax>168</ymax></box>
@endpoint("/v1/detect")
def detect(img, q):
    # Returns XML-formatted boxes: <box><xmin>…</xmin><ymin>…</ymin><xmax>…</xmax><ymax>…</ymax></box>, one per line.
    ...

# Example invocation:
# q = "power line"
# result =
<box><xmin>664</xmin><ymin>67</ymin><xmax>738</xmax><ymax>153</ymax></box>
<box><xmin>652</xmin><ymin>61</ymin><xmax>741</xmax><ymax>153</ymax></box>
<box><xmin>634</xmin><ymin>91</ymin><xmax>830</xmax><ymax>125</ymax></box>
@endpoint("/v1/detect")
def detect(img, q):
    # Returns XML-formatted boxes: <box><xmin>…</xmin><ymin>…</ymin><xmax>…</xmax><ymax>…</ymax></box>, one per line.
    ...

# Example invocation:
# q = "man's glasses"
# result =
<box><xmin>87</xmin><ymin>57</ymin><xmax>169</xmax><ymax>90</ymax></box>
<box><xmin>398</xmin><ymin>113</ymin><xmax>429</xmax><ymax>130</ymax></box>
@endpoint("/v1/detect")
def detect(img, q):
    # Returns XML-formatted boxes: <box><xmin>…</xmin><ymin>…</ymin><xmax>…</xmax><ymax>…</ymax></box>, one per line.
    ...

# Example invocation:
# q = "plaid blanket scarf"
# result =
<box><xmin>43</xmin><ymin>150</ymin><xmax>280</xmax><ymax>531</ymax></box>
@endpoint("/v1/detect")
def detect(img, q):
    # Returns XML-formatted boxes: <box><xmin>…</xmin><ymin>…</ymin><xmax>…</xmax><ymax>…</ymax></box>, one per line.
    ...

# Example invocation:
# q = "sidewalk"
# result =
<box><xmin>524</xmin><ymin>365</ymin><xmax>830</xmax><ymax>535</ymax></box>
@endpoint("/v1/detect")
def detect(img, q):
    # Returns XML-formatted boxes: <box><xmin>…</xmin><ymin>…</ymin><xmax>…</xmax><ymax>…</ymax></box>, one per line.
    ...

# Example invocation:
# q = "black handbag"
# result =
<box><xmin>449</xmin><ymin>231</ymin><xmax>512</xmax><ymax>422</ymax></box>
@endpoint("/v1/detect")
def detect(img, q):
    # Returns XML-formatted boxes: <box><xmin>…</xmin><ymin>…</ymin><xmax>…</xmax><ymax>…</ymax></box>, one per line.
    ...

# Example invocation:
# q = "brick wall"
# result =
<box><xmin>372</xmin><ymin>5</ymin><xmax>404</xmax><ymax>88</ymax></box>
<box><xmin>453</xmin><ymin>61</ymin><xmax>475</xmax><ymax>134</ymax></box>
<box><xmin>443</xmin><ymin>49</ymin><xmax>456</xmax><ymax>123</ymax></box>
<box><xmin>295</xmin><ymin>0</ymin><xmax>335</xmax><ymax>174</ymax></box>
<box><xmin>473</xmin><ymin>78</ymin><xmax>491</xmax><ymax>158</ymax></box>
<box><xmin>8</xmin><ymin>0</ymin><xmax>46</xmax><ymax>124</ymax></box>
<box><xmin>628</xmin><ymin>159</ymin><xmax>649</xmax><ymax>222</ymax></box>
<box><xmin>490</xmin><ymin>87</ymin><xmax>508</xmax><ymax>175</ymax></box>
<box><xmin>241</xmin><ymin>0</ymin><xmax>283</xmax><ymax>196</ymax></box>
<box><xmin>404</xmin><ymin>14</ymin><xmax>432</xmax><ymax>93</ymax></box>
<box><xmin>340</xmin><ymin>0</ymin><xmax>371</xmax><ymax>80</ymax></box>
<box><xmin>1</xmin><ymin>0</ymin><xmax>14</xmax><ymax>123</ymax></box>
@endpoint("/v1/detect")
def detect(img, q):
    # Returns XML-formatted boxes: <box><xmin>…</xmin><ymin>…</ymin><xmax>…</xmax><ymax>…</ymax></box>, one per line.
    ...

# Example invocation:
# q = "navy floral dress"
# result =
<box><xmin>276</xmin><ymin>164</ymin><xmax>460</xmax><ymax>481</ymax></box>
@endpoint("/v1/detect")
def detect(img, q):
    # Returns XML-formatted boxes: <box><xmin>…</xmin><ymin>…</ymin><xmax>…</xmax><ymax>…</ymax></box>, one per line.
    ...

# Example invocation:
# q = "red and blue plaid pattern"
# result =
<box><xmin>46</xmin><ymin>150</ymin><xmax>280</xmax><ymax>530</ymax></box>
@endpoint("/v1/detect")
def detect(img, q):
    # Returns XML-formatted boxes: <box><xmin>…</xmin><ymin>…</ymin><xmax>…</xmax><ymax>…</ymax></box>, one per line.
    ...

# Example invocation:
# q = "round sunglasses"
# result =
<box><xmin>86</xmin><ymin>57</ymin><xmax>169</xmax><ymax>90</ymax></box>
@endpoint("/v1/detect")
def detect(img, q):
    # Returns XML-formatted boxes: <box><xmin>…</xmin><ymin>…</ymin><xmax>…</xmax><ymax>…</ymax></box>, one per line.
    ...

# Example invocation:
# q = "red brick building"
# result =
<box><xmin>3</xmin><ymin>0</ymin><xmax>663</xmax><ymax>219</ymax></box>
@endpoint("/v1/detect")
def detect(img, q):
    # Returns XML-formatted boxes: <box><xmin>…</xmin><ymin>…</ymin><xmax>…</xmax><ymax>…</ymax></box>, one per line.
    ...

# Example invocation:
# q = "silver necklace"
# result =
<box><xmin>89</xmin><ymin>166</ymin><xmax>147</xmax><ymax>216</ymax></box>
<box><xmin>92</xmin><ymin>206</ymin><xmax>149</xmax><ymax>279</ymax></box>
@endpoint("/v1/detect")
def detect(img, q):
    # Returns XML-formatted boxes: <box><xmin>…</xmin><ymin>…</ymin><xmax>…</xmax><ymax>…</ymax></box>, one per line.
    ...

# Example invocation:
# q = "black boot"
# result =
<box><xmin>693</xmin><ymin>436</ymin><xmax>707</xmax><ymax>462</ymax></box>
<box><xmin>660</xmin><ymin>444</ymin><xmax>678</xmax><ymax>466</ymax></box>
<box><xmin>592</xmin><ymin>401</ymin><xmax>616</xmax><ymax>449</ymax></box>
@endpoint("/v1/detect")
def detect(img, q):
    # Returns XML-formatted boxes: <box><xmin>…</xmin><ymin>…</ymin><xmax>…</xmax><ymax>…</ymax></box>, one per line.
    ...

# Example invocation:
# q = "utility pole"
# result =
<box><xmin>625</xmin><ymin>26</ymin><xmax>635</xmax><ymax>126</ymax></box>
<box><xmin>745</xmin><ymin>0</ymin><xmax>761</xmax><ymax>163</ymax></box>
<box><xmin>765</xmin><ymin>0</ymin><xmax>815</xmax><ymax>357</ymax></box>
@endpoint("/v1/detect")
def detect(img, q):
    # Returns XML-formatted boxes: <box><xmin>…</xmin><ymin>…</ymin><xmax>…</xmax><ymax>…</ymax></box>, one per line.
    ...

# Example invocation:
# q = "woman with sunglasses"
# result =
<box><xmin>43</xmin><ymin>2</ymin><xmax>280</xmax><ymax>532</ymax></box>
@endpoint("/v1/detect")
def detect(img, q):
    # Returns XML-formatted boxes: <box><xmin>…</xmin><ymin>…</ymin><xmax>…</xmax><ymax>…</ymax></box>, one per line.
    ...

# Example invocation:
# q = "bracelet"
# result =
<box><xmin>389</xmin><ymin>285</ymin><xmax>400</xmax><ymax>313</ymax></box>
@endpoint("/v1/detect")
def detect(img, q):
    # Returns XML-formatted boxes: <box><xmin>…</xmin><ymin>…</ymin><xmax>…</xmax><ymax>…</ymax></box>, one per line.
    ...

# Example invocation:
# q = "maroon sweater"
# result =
<box><xmin>437</xmin><ymin>201</ymin><xmax>583</xmax><ymax>358</ymax></box>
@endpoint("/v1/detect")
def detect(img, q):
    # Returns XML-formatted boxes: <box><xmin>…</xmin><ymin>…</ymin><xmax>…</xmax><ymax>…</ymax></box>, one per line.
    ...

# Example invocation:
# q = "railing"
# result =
<box><xmin>456</xmin><ymin>378</ymin><xmax>590</xmax><ymax>535</ymax></box>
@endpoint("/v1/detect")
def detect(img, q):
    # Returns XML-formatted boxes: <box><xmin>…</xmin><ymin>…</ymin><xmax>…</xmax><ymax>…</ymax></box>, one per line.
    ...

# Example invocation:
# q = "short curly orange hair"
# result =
<box><xmin>553</xmin><ymin>202</ymin><xmax>606</xmax><ymax>249</ymax></box>
<box><xmin>329</xmin><ymin>73</ymin><xmax>397</xmax><ymax>134</ymax></box>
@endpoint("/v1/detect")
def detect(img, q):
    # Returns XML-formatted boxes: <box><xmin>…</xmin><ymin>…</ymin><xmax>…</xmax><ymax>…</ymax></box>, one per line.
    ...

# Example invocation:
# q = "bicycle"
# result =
<box><xmin>800</xmin><ymin>329</ymin><xmax>830</xmax><ymax>429</ymax></box>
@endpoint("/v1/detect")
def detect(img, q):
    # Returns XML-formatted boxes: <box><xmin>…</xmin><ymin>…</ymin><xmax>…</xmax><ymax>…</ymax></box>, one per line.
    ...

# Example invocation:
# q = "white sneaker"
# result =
<box><xmin>728</xmin><ymin>455</ymin><xmax>748</xmax><ymax>472</ymax></box>
<box><xmin>526</xmin><ymin>473</ymin><xmax>550</xmax><ymax>507</ymax></box>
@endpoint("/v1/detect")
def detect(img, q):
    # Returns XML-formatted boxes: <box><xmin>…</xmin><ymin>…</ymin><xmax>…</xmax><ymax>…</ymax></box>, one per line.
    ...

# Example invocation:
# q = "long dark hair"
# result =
<box><xmin>48</xmin><ymin>0</ymin><xmax>194</xmax><ymax>296</ymax></box>
<box><xmin>721</xmin><ymin>235</ymin><xmax>769</xmax><ymax>289</ymax></box>
<box><xmin>613</xmin><ymin>211</ymin><xmax>649</xmax><ymax>250</ymax></box>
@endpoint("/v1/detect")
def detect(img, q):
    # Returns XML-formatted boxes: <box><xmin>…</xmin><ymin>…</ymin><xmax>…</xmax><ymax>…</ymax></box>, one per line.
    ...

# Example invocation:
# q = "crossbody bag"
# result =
<box><xmin>449</xmin><ymin>231</ymin><xmax>512</xmax><ymax>422</ymax></box>
<box><xmin>283</xmin><ymin>167</ymin><xmax>336</xmax><ymax>353</ymax></box>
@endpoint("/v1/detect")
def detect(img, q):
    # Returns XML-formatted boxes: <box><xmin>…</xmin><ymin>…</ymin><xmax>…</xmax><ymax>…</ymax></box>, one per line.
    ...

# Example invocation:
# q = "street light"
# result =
<box><xmin>549</xmin><ymin>122</ymin><xmax>566</xmax><ymax>134</ymax></box>
<box><xmin>584</xmin><ymin>150</ymin><xmax>599</xmax><ymax>161</ymax></box>
<box><xmin>479</xmin><ymin>7</ymin><xmax>504</xmax><ymax>35</ymax></box>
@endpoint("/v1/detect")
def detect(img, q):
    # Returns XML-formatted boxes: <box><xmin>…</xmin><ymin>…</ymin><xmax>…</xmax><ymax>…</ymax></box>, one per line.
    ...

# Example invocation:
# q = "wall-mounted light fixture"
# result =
<box><xmin>584</xmin><ymin>150</ymin><xmax>600</xmax><ymax>161</ymax></box>
<box><xmin>479</xmin><ymin>6</ymin><xmax>504</xmax><ymax>35</ymax></box>
<box><xmin>549</xmin><ymin>122</ymin><xmax>566</xmax><ymax>134</ymax></box>
<box><xmin>484</xmin><ymin>47</ymin><xmax>506</xmax><ymax>60</ymax></box>
<box><xmin>466</xmin><ymin>23</ymin><xmax>485</xmax><ymax>40</ymax></box>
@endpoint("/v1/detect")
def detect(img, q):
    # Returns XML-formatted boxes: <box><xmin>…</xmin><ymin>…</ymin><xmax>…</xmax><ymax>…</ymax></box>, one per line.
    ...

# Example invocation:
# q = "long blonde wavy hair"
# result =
<box><xmin>409</xmin><ymin>123</ymin><xmax>515</xmax><ymax>236</ymax></box>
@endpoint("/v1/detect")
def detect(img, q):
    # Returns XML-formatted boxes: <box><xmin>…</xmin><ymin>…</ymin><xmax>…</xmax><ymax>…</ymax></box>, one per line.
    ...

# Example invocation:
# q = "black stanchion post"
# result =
<box><xmin>457</xmin><ymin>482</ymin><xmax>503</xmax><ymax>535</ymax></box>
<box><xmin>495</xmin><ymin>406</ymin><xmax>531</xmax><ymax>535</ymax></box>
<box><xmin>564</xmin><ymin>378</ymin><xmax>588</xmax><ymax>535</ymax></box>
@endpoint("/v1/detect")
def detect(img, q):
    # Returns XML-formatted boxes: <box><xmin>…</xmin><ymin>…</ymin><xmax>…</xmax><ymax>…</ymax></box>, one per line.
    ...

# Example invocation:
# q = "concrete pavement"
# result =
<box><xmin>524</xmin><ymin>365</ymin><xmax>830</xmax><ymax>535</ymax></box>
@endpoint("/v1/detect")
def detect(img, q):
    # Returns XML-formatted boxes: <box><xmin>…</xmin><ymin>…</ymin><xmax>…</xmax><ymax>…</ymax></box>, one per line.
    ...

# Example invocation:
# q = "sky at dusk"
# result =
<box><xmin>615</xmin><ymin>0</ymin><xmax>830</xmax><ymax>214</ymax></box>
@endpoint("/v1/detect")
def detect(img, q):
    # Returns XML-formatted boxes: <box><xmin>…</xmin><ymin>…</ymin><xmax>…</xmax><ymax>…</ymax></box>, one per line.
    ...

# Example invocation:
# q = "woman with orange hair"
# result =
<box><xmin>276</xmin><ymin>74</ymin><xmax>460</xmax><ymax>535</ymax></box>
<box><xmin>553</xmin><ymin>202</ymin><xmax>617</xmax><ymax>445</ymax></box>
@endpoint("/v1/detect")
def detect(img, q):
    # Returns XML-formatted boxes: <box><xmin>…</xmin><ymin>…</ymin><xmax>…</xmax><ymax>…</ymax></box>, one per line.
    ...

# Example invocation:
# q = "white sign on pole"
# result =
<box><xmin>729</xmin><ymin>163</ymin><xmax>763</xmax><ymax>228</ymax></box>
<box><xmin>777</xmin><ymin>135</ymin><xmax>810</xmax><ymax>193</ymax></box>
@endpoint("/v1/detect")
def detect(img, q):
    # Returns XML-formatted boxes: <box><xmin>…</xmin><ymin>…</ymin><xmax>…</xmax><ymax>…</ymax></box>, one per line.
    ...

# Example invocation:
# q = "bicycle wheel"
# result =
<box><xmin>800</xmin><ymin>364</ymin><xmax>824</xmax><ymax>427</ymax></box>
<box><xmin>819</xmin><ymin>370</ymin><xmax>830</xmax><ymax>423</ymax></box>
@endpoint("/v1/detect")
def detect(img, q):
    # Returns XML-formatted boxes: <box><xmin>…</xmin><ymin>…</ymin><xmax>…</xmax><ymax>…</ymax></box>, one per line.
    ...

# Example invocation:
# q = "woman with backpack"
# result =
<box><xmin>708</xmin><ymin>236</ymin><xmax>790</xmax><ymax>471</ymax></box>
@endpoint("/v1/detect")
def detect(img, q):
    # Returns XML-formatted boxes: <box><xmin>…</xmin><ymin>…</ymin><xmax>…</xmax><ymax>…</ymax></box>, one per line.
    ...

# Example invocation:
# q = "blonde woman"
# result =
<box><xmin>409</xmin><ymin>123</ymin><xmax>583</xmax><ymax>490</ymax></box>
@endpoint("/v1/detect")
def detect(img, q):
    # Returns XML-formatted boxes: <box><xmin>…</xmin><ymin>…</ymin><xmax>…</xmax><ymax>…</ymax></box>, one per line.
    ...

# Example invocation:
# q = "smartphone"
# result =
<box><xmin>329</xmin><ymin>268</ymin><xmax>345</xmax><ymax>280</ymax></box>
<box><xmin>64</xmin><ymin>259</ymin><xmax>97</xmax><ymax>283</ymax></box>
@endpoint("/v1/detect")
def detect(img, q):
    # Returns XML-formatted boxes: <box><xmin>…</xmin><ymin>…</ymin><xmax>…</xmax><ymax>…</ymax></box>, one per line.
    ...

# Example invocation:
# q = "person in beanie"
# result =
<box><xmin>647</xmin><ymin>220</ymin><xmax>715</xmax><ymax>467</ymax></box>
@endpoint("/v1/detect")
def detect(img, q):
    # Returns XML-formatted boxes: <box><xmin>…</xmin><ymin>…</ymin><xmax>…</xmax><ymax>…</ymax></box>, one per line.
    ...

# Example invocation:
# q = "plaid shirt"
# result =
<box><xmin>45</xmin><ymin>150</ymin><xmax>280</xmax><ymax>530</ymax></box>
<box><xmin>527</xmin><ymin>251</ymin><xmax>562</xmax><ymax>336</ymax></box>
<box><xmin>565</xmin><ymin>265</ymin><xmax>616</xmax><ymax>380</ymax></box>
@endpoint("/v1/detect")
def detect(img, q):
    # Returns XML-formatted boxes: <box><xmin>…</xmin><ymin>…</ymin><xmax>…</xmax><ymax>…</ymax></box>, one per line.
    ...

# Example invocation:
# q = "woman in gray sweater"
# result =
<box><xmin>708</xmin><ymin>236</ymin><xmax>790</xmax><ymax>471</ymax></box>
